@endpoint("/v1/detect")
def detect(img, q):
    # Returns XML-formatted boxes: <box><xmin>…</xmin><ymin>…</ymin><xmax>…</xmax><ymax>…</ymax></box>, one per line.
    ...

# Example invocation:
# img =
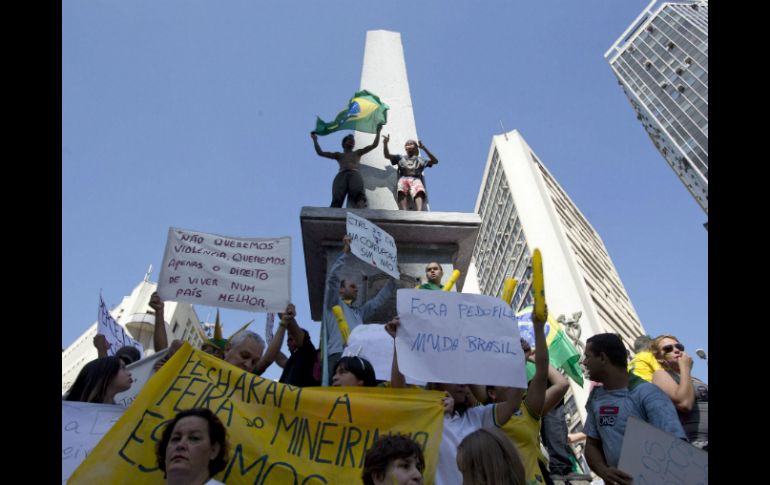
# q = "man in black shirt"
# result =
<box><xmin>276</xmin><ymin>304</ymin><xmax>320</xmax><ymax>387</ymax></box>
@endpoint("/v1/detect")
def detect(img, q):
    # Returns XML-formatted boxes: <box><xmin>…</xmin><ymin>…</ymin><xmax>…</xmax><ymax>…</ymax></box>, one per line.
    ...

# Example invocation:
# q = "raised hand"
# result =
<box><xmin>384</xmin><ymin>316</ymin><xmax>400</xmax><ymax>339</ymax></box>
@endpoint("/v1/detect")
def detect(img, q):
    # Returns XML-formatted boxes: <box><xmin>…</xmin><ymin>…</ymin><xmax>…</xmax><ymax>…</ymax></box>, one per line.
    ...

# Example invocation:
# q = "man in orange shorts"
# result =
<box><xmin>383</xmin><ymin>135</ymin><xmax>439</xmax><ymax>211</ymax></box>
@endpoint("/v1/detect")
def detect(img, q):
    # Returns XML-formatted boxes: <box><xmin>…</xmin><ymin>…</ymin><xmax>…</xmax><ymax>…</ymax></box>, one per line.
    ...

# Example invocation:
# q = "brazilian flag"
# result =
<box><xmin>516</xmin><ymin>306</ymin><xmax>584</xmax><ymax>386</ymax></box>
<box><xmin>315</xmin><ymin>90</ymin><xmax>389</xmax><ymax>135</ymax></box>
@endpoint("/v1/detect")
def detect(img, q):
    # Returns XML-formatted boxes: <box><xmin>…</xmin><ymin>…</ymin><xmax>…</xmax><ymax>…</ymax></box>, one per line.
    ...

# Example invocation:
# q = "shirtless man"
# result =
<box><xmin>311</xmin><ymin>124</ymin><xmax>383</xmax><ymax>208</ymax></box>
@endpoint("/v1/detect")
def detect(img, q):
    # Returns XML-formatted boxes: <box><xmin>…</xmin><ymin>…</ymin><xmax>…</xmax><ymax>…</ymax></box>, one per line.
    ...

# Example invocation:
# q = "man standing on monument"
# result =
<box><xmin>310</xmin><ymin>123</ymin><xmax>383</xmax><ymax>209</ymax></box>
<box><xmin>323</xmin><ymin>234</ymin><xmax>396</xmax><ymax>384</ymax></box>
<box><xmin>383</xmin><ymin>135</ymin><xmax>439</xmax><ymax>211</ymax></box>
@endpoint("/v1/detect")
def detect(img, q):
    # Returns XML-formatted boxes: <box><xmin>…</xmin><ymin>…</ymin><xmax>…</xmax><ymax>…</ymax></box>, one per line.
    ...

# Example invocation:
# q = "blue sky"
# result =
<box><xmin>62</xmin><ymin>0</ymin><xmax>707</xmax><ymax>382</ymax></box>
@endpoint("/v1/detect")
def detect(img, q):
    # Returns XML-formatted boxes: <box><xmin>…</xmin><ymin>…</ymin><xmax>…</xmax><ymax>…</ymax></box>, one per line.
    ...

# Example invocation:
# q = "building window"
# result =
<box><xmin>172</xmin><ymin>321</ymin><xmax>179</xmax><ymax>333</ymax></box>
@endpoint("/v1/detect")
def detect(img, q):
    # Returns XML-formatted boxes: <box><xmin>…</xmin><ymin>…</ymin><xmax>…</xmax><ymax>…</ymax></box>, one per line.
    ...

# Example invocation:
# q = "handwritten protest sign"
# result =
<box><xmin>619</xmin><ymin>416</ymin><xmax>708</xmax><ymax>485</ymax></box>
<box><xmin>70</xmin><ymin>343</ymin><xmax>444</xmax><ymax>485</ymax></box>
<box><xmin>98</xmin><ymin>294</ymin><xmax>143</xmax><ymax>358</ymax></box>
<box><xmin>344</xmin><ymin>324</ymin><xmax>425</xmax><ymax>386</ymax></box>
<box><xmin>113</xmin><ymin>349</ymin><xmax>169</xmax><ymax>408</ymax></box>
<box><xmin>62</xmin><ymin>402</ymin><xmax>126</xmax><ymax>483</ymax></box>
<box><xmin>395</xmin><ymin>289</ymin><xmax>527</xmax><ymax>388</ymax></box>
<box><xmin>157</xmin><ymin>227</ymin><xmax>291</xmax><ymax>312</ymax></box>
<box><xmin>346</xmin><ymin>212</ymin><xmax>399</xmax><ymax>279</ymax></box>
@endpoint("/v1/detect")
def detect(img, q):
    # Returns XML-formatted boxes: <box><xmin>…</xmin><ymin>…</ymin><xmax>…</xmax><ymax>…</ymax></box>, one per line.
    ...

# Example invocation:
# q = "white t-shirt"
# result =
<box><xmin>434</xmin><ymin>403</ymin><xmax>498</xmax><ymax>485</ymax></box>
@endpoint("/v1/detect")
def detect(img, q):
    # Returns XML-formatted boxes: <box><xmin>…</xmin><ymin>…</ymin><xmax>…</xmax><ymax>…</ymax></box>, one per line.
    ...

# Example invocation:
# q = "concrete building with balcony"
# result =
<box><xmin>467</xmin><ymin>130</ymin><xmax>647</xmax><ymax>437</ymax></box>
<box><xmin>61</xmin><ymin>277</ymin><xmax>205</xmax><ymax>395</ymax></box>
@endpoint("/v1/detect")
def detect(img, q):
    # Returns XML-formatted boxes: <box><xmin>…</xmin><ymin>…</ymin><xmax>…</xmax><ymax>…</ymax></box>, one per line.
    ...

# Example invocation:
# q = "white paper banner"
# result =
<box><xmin>619</xmin><ymin>416</ymin><xmax>708</xmax><ymax>485</ymax></box>
<box><xmin>97</xmin><ymin>294</ymin><xmax>144</xmax><ymax>358</ymax></box>
<box><xmin>395</xmin><ymin>289</ymin><xmax>527</xmax><ymax>387</ymax></box>
<box><xmin>112</xmin><ymin>348</ymin><xmax>169</xmax><ymax>407</ymax></box>
<box><xmin>61</xmin><ymin>401</ymin><xmax>126</xmax><ymax>483</ymax></box>
<box><xmin>343</xmin><ymin>324</ymin><xmax>425</xmax><ymax>386</ymax></box>
<box><xmin>346</xmin><ymin>212</ymin><xmax>399</xmax><ymax>279</ymax></box>
<box><xmin>157</xmin><ymin>227</ymin><xmax>291</xmax><ymax>312</ymax></box>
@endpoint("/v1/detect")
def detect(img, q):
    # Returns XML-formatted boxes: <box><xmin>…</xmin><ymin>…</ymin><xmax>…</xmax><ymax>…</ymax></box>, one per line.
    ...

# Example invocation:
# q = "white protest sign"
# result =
<box><xmin>97</xmin><ymin>294</ymin><xmax>144</xmax><ymax>358</ymax></box>
<box><xmin>346</xmin><ymin>212</ymin><xmax>399</xmax><ymax>279</ymax></box>
<box><xmin>618</xmin><ymin>416</ymin><xmax>708</xmax><ymax>485</ymax></box>
<box><xmin>158</xmin><ymin>227</ymin><xmax>291</xmax><ymax>312</ymax></box>
<box><xmin>395</xmin><ymin>289</ymin><xmax>527</xmax><ymax>387</ymax></box>
<box><xmin>343</xmin><ymin>324</ymin><xmax>425</xmax><ymax>386</ymax></box>
<box><xmin>62</xmin><ymin>401</ymin><xmax>126</xmax><ymax>483</ymax></box>
<box><xmin>113</xmin><ymin>349</ymin><xmax>169</xmax><ymax>407</ymax></box>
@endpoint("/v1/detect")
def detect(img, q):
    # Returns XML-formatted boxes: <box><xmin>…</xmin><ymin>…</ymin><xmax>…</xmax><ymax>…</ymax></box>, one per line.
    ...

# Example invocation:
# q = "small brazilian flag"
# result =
<box><xmin>516</xmin><ymin>306</ymin><xmax>584</xmax><ymax>387</ymax></box>
<box><xmin>315</xmin><ymin>90</ymin><xmax>389</xmax><ymax>136</ymax></box>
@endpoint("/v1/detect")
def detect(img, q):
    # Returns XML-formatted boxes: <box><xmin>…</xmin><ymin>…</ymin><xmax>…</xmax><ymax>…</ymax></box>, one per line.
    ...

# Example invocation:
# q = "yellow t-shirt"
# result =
<box><xmin>500</xmin><ymin>401</ymin><xmax>547</xmax><ymax>485</ymax></box>
<box><xmin>628</xmin><ymin>351</ymin><xmax>661</xmax><ymax>382</ymax></box>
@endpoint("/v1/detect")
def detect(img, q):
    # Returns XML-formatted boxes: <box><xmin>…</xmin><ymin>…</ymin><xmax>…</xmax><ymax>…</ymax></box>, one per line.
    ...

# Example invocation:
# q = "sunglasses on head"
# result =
<box><xmin>661</xmin><ymin>343</ymin><xmax>685</xmax><ymax>353</ymax></box>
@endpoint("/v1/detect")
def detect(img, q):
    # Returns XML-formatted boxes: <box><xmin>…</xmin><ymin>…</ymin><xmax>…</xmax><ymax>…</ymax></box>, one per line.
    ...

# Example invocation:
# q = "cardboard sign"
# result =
<box><xmin>158</xmin><ymin>227</ymin><xmax>291</xmax><ymax>312</ymax></box>
<box><xmin>346</xmin><ymin>212</ymin><xmax>399</xmax><ymax>279</ymax></box>
<box><xmin>62</xmin><ymin>401</ymin><xmax>126</xmax><ymax>483</ymax></box>
<box><xmin>618</xmin><ymin>416</ymin><xmax>708</xmax><ymax>485</ymax></box>
<box><xmin>395</xmin><ymin>289</ymin><xmax>527</xmax><ymax>388</ymax></box>
<box><xmin>98</xmin><ymin>294</ymin><xmax>143</xmax><ymax>358</ymax></box>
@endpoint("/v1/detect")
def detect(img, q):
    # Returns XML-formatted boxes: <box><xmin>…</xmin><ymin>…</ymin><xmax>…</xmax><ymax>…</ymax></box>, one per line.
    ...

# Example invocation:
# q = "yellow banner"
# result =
<box><xmin>69</xmin><ymin>343</ymin><xmax>444</xmax><ymax>484</ymax></box>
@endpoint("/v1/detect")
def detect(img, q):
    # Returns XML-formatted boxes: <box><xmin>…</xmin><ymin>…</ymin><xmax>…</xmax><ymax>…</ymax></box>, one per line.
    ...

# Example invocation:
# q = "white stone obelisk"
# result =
<box><xmin>355</xmin><ymin>30</ymin><xmax>422</xmax><ymax>210</ymax></box>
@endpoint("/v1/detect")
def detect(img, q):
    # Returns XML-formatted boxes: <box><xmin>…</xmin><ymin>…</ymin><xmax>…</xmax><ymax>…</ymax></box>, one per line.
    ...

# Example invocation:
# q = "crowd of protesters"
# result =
<box><xmin>64</xmin><ymin>235</ymin><xmax>706</xmax><ymax>485</ymax></box>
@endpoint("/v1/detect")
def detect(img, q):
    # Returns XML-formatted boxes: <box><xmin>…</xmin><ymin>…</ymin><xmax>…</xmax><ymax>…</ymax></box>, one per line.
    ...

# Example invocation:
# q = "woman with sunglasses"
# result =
<box><xmin>651</xmin><ymin>335</ymin><xmax>708</xmax><ymax>450</ymax></box>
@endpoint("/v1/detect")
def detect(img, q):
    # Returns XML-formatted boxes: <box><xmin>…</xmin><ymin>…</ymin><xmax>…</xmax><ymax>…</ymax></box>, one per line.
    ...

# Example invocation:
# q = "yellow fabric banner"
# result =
<box><xmin>69</xmin><ymin>343</ymin><xmax>444</xmax><ymax>484</ymax></box>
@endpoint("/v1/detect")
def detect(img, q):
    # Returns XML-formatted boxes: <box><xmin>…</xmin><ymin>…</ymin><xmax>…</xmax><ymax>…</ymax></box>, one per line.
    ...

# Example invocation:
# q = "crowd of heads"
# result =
<box><xmin>65</xmin><ymin>259</ymin><xmax>704</xmax><ymax>485</ymax></box>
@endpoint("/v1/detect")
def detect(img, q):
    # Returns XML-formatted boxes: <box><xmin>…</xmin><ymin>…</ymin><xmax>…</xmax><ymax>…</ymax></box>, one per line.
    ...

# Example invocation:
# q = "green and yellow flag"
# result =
<box><xmin>315</xmin><ymin>90</ymin><xmax>389</xmax><ymax>135</ymax></box>
<box><xmin>516</xmin><ymin>306</ymin><xmax>584</xmax><ymax>387</ymax></box>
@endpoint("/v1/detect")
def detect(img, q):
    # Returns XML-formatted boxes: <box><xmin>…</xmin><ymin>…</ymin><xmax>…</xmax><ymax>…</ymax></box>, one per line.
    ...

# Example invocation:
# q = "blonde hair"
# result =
<box><xmin>456</xmin><ymin>427</ymin><xmax>525</xmax><ymax>485</ymax></box>
<box><xmin>651</xmin><ymin>334</ymin><xmax>680</xmax><ymax>368</ymax></box>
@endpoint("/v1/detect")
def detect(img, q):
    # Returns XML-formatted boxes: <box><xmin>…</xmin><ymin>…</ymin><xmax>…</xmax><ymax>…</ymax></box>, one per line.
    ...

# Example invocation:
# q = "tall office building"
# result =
<box><xmin>605</xmin><ymin>0</ymin><xmax>708</xmax><ymax>215</ymax></box>
<box><xmin>61</xmin><ymin>277</ymin><xmax>206</xmax><ymax>394</ymax></box>
<box><xmin>469</xmin><ymin>130</ymin><xmax>647</xmax><ymax>432</ymax></box>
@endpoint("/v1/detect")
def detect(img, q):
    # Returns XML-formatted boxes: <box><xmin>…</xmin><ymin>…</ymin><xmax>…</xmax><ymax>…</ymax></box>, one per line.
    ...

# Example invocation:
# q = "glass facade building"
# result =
<box><xmin>605</xmin><ymin>1</ymin><xmax>708</xmax><ymax>214</ymax></box>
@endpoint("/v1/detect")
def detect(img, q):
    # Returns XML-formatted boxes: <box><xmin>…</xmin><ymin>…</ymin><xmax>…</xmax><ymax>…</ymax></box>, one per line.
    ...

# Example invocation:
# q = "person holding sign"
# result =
<box><xmin>310</xmin><ymin>124</ymin><xmax>383</xmax><ymax>208</ymax></box>
<box><xmin>500</xmin><ymin>325</ymin><xmax>571</xmax><ymax>485</ymax></box>
<box><xmin>273</xmin><ymin>303</ymin><xmax>321</xmax><ymax>387</ymax></box>
<box><xmin>154</xmin><ymin>303</ymin><xmax>289</xmax><ymax>377</ymax></box>
<box><xmin>156</xmin><ymin>408</ymin><xmax>230</xmax><ymax>485</ymax></box>
<box><xmin>383</xmin><ymin>136</ymin><xmax>439</xmax><ymax>211</ymax></box>
<box><xmin>582</xmin><ymin>333</ymin><xmax>686</xmax><ymax>485</ymax></box>
<box><xmin>322</xmin><ymin>234</ymin><xmax>396</xmax><ymax>385</ymax></box>
<box><xmin>385</xmin><ymin>316</ymin><xmax>525</xmax><ymax>485</ymax></box>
